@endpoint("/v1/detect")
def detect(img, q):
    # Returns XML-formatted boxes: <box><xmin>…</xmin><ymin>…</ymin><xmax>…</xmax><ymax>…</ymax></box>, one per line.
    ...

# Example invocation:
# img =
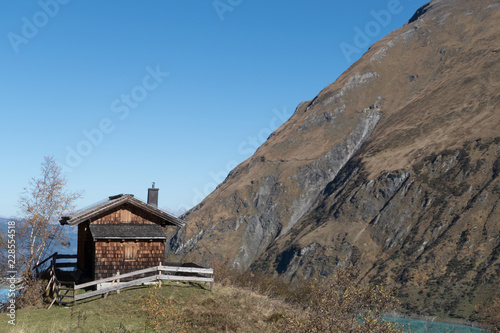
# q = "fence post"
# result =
<box><xmin>158</xmin><ymin>263</ymin><xmax>162</xmax><ymax>288</ymax></box>
<box><xmin>116</xmin><ymin>271</ymin><xmax>120</xmax><ymax>294</ymax></box>
<box><xmin>45</xmin><ymin>271</ymin><xmax>54</xmax><ymax>294</ymax></box>
<box><xmin>73</xmin><ymin>282</ymin><xmax>76</xmax><ymax>306</ymax></box>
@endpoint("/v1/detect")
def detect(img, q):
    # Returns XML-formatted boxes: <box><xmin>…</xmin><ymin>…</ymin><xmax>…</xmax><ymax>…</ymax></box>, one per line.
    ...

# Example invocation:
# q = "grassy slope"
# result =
<box><xmin>3</xmin><ymin>282</ymin><xmax>299</xmax><ymax>333</ymax></box>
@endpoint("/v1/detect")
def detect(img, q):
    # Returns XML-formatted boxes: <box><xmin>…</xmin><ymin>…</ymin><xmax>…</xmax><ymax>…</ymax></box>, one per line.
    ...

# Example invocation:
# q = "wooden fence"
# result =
<box><xmin>40</xmin><ymin>254</ymin><xmax>79</xmax><ymax>308</ymax></box>
<box><xmin>73</xmin><ymin>265</ymin><xmax>214</xmax><ymax>302</ymax></box>
<box><xmin>33</xmin><ymin>252</ymin><xmax>77</xmax><ymax>277</ymax></box>
<box><xmin>42</xmin><ymin>256</ymin><xmax>214</xmax><ymax>307</ymax></box>
<box><xmin>47</xmin><ymin>263</ymin><xmax>76</xmax><ymax>308</ymax></box>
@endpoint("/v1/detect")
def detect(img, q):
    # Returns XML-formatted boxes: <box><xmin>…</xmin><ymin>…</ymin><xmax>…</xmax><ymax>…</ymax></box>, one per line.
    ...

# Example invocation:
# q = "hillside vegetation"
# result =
<box><xmin>4</xmin><ymin>282</ymin><xmax>298</xmax><ymax>333</ymax></box>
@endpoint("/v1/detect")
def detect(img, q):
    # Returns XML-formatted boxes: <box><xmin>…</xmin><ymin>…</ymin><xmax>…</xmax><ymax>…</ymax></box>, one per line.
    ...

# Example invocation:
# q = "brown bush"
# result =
<box><xmin>16</xmin><ymin>278</ymin><xmax>48</xmax><ymax>309</ymax></box>
<box><xmin>475</xmin><ymin>296</ymin><xmax>500</xmax><ymax>332</ymax></box>
<box><xmin>278</xmin><ymin>266</ymin><xmax>407</xmax><ymax>333</ymax></box>
<box><xmin>210</xmin><ymin>261</ymin><xmax>406</xmax><ymax>332</ymax></box>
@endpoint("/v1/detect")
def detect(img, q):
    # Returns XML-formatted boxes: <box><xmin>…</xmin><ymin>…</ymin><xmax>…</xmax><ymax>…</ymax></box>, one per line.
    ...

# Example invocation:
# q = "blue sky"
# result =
<box><xmin>0</xmin><ymin>0</ymin><xmax>428</xmax><ymax>217</ymax></box>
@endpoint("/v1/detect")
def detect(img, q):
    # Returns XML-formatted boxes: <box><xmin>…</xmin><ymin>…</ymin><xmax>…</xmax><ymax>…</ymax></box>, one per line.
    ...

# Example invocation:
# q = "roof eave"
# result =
<box><xmin>60</xmin><ymin>195</ymin><xmax>185</xmax><ymax>228</ymax></box>
<box><xmin>60</xmin><ymin>195</ymin><xmax>130</xmax><ymax>226</ymax></box>
<box><xmin>92</xmin><ymin>237</ymin><xmax>167</xmax><ymax>241</ymax></box>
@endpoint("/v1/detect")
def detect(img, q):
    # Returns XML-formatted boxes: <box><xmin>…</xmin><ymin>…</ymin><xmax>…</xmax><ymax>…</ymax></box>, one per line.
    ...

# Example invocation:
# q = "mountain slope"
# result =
<box><xmin>168</xmin><ymin>0</ymin><xmax>500</xmax><ymax>319</ymax></box>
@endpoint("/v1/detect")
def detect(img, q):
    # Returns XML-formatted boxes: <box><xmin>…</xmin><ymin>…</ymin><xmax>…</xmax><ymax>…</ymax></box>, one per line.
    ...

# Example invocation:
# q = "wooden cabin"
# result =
<box><xmin>59</xmin><ymin>187</ymin><xmax>184</xmax><ymax>282</ymax></box>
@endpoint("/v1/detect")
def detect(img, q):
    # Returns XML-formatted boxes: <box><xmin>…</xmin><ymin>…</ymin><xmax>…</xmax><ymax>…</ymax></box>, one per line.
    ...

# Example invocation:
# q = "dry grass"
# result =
<box><xmin>1</xmin><ymin>281</ymin><xmax>304</xmax><ymax>333</ymax></box>
<box><xmin>181</xmin><ymin>284</ymin><xmax>303</xmax><ymax>333</ymax></box>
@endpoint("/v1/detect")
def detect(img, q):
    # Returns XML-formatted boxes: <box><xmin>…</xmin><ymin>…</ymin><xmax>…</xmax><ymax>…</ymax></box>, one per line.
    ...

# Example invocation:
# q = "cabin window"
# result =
<box><xmin>124</xmin><ymin>245</ymin><xmax>137</xmax><ymax>261</ymax></box>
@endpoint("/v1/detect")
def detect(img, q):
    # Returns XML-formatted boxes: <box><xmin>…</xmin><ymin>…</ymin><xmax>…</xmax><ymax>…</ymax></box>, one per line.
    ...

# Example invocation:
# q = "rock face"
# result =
<box><xmin>168</xmin><ymin>0</ymin><xmax>500</xmax><ymax>319</ymax></box>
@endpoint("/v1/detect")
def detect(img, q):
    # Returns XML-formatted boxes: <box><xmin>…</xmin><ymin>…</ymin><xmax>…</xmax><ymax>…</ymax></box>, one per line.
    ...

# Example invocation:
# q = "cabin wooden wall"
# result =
<box><xmin>76</xmin><ymin>205</ymin><xmax>169</xmax><ymax>280</ymax></box>
<box><xmin>94</xmin><ymin>240</ymin><xmax>165</xmax><ymax>280</ymax></box>
<box><xmin>90</xmin><ymin>205</ymin><xmax>166</xmax><ymax>226</ymax></box>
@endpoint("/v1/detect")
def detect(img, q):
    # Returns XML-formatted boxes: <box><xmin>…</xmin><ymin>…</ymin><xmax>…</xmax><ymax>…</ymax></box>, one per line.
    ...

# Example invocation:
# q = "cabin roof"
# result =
<box><xmin>89</xmin><ymin>223</ymin><xmax>167</xmax><ymax>240</ymax></box>
<box><xmin>59</xmin><ymin>194</ymin><xmax>185</xmax><ymax>228</ymax></box>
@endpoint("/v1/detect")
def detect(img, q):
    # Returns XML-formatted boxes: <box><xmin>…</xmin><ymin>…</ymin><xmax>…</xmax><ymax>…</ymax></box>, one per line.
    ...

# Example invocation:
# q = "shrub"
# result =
<box><xmin>279</xmin><ymin>266</ymin><xmax>407</xmax><ymax>333</ymax></box>
<box><xmin>210</xmin><ymin>260</ymin><xmax>407</xmax><ymax>332</ymax></box>
<box><xmin>475</xmin><ymin>296</ymin><xmax>500</xmax><ymax>332</ymax></box>
<box><xmin>15</xmin><ymin>278</ymin><xmax>48</xmax><ymax>309</ymax></box>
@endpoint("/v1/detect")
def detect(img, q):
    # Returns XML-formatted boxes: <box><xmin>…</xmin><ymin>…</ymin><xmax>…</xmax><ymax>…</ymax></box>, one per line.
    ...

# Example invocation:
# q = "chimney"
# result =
<box><xmin>147</xmin><ymin>182</ymin><xmax>159</xmax><ymax>207</ymax></box>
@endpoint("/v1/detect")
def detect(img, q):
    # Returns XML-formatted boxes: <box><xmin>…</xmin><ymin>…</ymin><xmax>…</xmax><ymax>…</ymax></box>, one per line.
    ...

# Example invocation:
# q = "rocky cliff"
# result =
<box><xmin>168</xmin><ymin>0</ymin><xmax>500</xmax><ymax>319</ymax></box>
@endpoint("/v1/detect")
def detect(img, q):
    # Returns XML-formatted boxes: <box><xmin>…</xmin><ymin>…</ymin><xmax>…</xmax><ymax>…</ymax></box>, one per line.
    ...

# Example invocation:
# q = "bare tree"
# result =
<box><xmin>0</xmin><ymin>232</ymin><xmax>8</xmax><ymax>278</ymax></box>
<box><xmin>16</xmin><ymin>156</ymin><xmax>82</xmax><ymax>278</ymax></box>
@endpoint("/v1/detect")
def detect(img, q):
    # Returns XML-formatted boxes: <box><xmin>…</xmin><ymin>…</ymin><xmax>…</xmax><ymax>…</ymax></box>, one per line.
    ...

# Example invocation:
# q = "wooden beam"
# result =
<box><xmin>75</xmin><ymin>276</ymin><xmax>157</xmax><ymax>301</ymax></box>
<box><xmin>55</xmin><ymin>254</ymin><xmax>78</xmax><ymax>259</ymax></box>
<box><xmin>34</xmin><ymin>252</ymin><xmax>58</xmax><ymax>271</ymax></box>
<box><xmin>75</xmin><ymin>266</ymin><xmax>157</xmax><ymax>289</ymax></box>
<box><xmin>158</xmin><ymin>266</ymin><xmax>214</xmax><ymax>274</ymax></box>
<box><xmin>158</xmin><ymin>275</ymin><xmax>213</xmax><ymax>283</ymax></box>
<box><xmin>54</xmin><ymin>262</ymin><xmax>78</xmax><ymax>268</ymax></box>
<box><xmin>48</xmin><ymin>295</ymin><xmax>57</xmax><ymax>309</ymax></box>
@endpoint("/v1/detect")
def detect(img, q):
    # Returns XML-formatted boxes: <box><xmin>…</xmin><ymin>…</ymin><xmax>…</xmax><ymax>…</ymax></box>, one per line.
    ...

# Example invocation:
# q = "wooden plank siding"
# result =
<box><xmin>94</xmin><ymin>240</ymin><xmax>164</xmax><ymax>281</ymax></box>
<box><xmin>91</xmin><ymin>206</ymin><xmax>168</xmax><ymax>226</ymax></box>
